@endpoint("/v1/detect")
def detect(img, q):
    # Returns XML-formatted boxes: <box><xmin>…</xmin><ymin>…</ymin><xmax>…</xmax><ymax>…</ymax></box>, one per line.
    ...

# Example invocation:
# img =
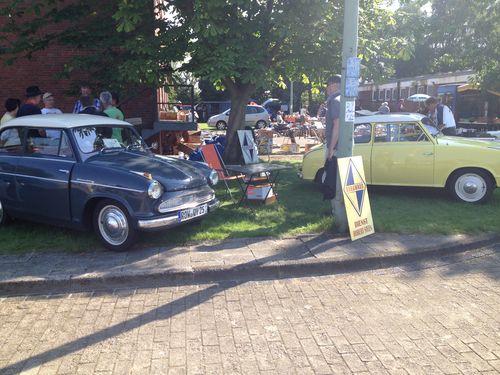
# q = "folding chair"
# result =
<box><xmin>200</xmin><ymin>143</ymin><xmax>244</xmax><ymax>201</ymax></box>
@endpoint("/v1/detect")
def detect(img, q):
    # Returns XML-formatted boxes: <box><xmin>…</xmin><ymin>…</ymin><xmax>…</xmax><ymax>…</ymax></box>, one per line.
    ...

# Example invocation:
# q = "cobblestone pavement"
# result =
<box><xmin>0</xmin><ymin>247</ymin><xmax>499</xmax><ymax>374</ymax></box>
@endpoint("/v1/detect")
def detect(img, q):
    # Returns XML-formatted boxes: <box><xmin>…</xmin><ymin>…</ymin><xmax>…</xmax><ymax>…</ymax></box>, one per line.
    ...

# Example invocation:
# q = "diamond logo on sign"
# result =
<box><xmin>238</xmin><ymin>130</ymin><xmax>259</xmax><ymax>164</ymax></box>
<box><xmin>343</xmin><ymin>159</ymin><xmax>366</xmax><ymax>216</ymax></box>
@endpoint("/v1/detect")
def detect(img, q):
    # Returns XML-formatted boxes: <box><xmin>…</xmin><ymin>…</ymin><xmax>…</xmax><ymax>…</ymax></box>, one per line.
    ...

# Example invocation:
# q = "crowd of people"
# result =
<box><xmin>376</xmin><ymin>97</ymin><xmax>456</xmax><ymax>134</ymax></box>
<box><xmin>0</xmin><ymin>83</ymin><xmax>125</xmax><ymax>128</ymax></box>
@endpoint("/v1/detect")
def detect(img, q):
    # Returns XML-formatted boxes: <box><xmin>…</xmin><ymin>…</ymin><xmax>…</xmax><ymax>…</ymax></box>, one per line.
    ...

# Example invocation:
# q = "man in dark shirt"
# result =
<box><xmin>321</xmin><ymin>75</ymin><xmax>342</xmax><ymax>200</ymax></box>
<box><xmin>78</xmin><ymin>95</ymin><xmax>108</xmax><ymax>116</ymax></box>
<box><xmin>17</xmin><ymin>86</ymin><xmax>42</xmax><ymax>117</ymax></box>
<box><xmin>325</xmin><ymin>75</ymin><xmax>341</xmax><ymax>160</ymax></box>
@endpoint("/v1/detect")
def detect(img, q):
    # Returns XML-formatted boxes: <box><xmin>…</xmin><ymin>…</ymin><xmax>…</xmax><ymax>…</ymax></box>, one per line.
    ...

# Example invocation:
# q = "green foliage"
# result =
<box><xmin>0</xmin><ymin>0</ymin><xmax>185</xmax><ymax>95</ymax></box>
<box><xmin>394</xmin><ymin>0</ymin><xmax>500</xmax><ymax>90</ymax></box>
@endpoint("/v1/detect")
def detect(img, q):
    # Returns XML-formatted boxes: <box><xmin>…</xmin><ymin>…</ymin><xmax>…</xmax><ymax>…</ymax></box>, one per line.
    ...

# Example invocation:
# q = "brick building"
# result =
<box><xmin>0</xmin><ymin>45</ymin><xmax>157</xmax><ymax>128</ymax></box>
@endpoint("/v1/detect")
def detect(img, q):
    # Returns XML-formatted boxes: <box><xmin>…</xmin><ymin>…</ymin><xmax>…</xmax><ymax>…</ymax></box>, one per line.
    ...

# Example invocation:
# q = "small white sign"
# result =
<box><xmin>345</xmin><ymin>101</ymin><xmax>355</xmax><ymax>122</ymax></box>
<box><xmin>103</xmin><ymin>138</ymin><xmax>122</xmax><ymax>148</ymax></box>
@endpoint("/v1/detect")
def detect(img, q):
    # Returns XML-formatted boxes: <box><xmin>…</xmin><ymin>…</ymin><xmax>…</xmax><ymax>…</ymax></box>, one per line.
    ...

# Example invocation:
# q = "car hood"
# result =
<box><xmin>436</xmin><ymin>136</ymin><xmax>500</xmax><ymax>149</ymax></box>
<box><xmin>85</xmin><ymin>151</ymin><xmax>209</xmax><ymax>191</ymax></box>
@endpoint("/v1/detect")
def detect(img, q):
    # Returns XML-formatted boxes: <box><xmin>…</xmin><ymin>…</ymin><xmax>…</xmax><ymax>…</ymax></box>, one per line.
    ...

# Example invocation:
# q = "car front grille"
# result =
<box><xmin>158</xmin><ymin>188</ymin><xmax>215</xmax><ymax>213</ymax></box>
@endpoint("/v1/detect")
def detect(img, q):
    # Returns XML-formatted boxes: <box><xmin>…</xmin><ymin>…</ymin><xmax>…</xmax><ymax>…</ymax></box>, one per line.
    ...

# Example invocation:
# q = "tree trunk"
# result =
<box><xmin>222</xmin><ymin>82</ymin><xmax>255</xmax><ymax>164</ymax></box>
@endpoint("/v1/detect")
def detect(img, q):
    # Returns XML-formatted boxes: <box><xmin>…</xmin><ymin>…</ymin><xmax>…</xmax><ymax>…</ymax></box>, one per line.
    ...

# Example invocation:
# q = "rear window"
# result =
<box><xmin>0</xmin><ymin>127</ymin><xmax>25</xmax><ymax>153</ymax></box>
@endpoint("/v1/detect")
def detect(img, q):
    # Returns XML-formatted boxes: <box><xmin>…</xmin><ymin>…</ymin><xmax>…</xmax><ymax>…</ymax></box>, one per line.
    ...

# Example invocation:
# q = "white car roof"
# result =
<box><xmin>355</xmin><ymin>112</ymin><xmax>426</xmax><ymax>124</ymax></box>
<box><xmin>4</xmin><ymin>114</ymin><xmax>132</xmax><ymax>129</ymax></box>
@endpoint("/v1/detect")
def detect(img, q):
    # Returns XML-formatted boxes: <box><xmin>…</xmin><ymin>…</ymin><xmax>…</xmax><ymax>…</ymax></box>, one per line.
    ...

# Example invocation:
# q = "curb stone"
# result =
<box><xmin>0</xmin><ymin>233</ymin><xmax>498</xmax><ymax>296</ymax></box>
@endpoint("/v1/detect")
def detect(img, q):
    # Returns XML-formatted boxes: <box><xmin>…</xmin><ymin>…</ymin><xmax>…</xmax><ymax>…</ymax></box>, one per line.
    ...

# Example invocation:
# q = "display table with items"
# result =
<box><xmin>225</xmin><ymin>163</ymin><xmax>292</xmax><ymax>205</ymax></box>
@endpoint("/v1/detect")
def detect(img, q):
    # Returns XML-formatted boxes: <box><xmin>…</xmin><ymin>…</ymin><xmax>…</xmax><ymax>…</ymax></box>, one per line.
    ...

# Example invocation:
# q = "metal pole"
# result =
<box><xmin>332</xmin><ymin>0</ymin><xmax>359</xmax><ymax>232</ymax></box>
<box><xmin>290</xmin><ymin>80</ymin><xmax>294</xmax><ymax>114</ymax></box>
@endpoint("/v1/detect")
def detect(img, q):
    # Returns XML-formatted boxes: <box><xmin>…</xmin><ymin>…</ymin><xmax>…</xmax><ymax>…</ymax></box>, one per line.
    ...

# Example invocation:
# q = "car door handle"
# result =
<box><xmin>58</xmin><ymin>169</ymin><xmax>70</xmax><ymax>174</ymax></box>
<box><xmin>422</xmin><ymin>152</ymin><xmax>433</xmax><ymax>156</ymax></box>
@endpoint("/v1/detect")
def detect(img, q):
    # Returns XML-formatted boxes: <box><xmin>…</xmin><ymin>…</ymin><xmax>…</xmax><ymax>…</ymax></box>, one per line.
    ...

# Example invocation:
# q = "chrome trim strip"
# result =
<box><xmin>138</xmin><ymin>215</ymin><xmax>179</xmax><ymax>229</ymax></box>
<box><xmin>71</xmin><ymin>179</ymin><xmax>145</xmax><ymax>193</ymax></box>
<box><xmin>16</xmin><ymin>156</ymin><xmax>75</xmax><ymax>163</ymax></box>
<box><xmin>0</xmin><ymin>171</ymin><xmax>67</xmax><ymax>184</ymax></box>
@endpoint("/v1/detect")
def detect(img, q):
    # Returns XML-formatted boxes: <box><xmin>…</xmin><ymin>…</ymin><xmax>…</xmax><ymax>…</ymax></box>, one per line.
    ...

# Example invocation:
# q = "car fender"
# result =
<box><xmin>70</xmin><ymin>164</ymin><xmax>150</xmax><ymax>226</ymax></box>
<box><xmin>76</xmin><ymin>192</ymin><xmax>137</xmax><ymax>229</ymax></box>
<box><xmin>434</xmin><ymin>144</ymin><xmax>500</xmax><ymax>187</ymax></box>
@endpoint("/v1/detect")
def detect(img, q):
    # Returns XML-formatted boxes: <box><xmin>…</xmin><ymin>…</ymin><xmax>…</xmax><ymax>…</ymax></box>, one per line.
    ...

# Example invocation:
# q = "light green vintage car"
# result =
<box><xmin>299</xmin><ymin>113</ymin><xmax>500</xmax><ymax>203</ymax></box>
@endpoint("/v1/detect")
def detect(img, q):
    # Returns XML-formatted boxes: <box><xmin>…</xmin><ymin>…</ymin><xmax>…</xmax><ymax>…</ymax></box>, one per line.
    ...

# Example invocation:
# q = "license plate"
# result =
<box><xmin>178</xmin><ymin>204</ymin><xmax>208</xmax><ymax>222</ymax></box>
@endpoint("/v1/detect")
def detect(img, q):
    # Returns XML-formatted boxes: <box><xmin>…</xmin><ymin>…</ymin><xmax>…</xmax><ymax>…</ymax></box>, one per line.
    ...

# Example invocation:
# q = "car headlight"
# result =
<box><xmin>208</xmin><ymin>169</ymin><xmax>219</xmax><ymax>186</ymax></box>
<box><xmin>148</xmin><ymin>180</ymin><xmax>164</xmax><ymax>199</ymax></box>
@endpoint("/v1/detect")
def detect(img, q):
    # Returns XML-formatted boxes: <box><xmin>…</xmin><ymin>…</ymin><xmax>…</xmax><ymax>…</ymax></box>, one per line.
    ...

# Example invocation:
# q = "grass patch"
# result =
<box><xmin>197</xmin><ymin>122</ymin><xmax>216</xmax><ymax>131</ymax></box>
<box><xmin>0</xmin><ymin>160</ymin><xmax>498</xmax><ymax>254</ymax></box>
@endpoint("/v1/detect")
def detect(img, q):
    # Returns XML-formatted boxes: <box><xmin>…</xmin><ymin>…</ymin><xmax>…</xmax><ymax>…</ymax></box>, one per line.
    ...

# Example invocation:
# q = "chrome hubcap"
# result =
<box><xmin>455</xmin><ymin>174</ymin><xmax>486</xmax><ymax>202</ymax></box>
<box><xmin>98</xmin><ymin>205</ymin><xmax>129</xmax><ymax>246</ymax></box>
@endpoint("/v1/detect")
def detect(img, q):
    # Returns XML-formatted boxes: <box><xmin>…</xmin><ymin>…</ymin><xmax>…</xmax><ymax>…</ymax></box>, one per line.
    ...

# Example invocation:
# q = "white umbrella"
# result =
<box><xmin>406</xmin><ymin>94</ymin><xmax>431</xmax><ymax>102</ymax></box>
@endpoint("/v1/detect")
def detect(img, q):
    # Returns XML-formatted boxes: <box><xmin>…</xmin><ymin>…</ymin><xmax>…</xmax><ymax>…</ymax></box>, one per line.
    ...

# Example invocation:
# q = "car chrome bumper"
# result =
<box><xmin>137</xmin><ymin>198</ymin><xmax>219</xmax><ymax>230</ymax></box>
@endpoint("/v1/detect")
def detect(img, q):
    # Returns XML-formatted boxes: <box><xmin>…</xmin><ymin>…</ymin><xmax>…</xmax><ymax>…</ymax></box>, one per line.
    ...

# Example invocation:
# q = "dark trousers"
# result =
<box><xmin>442</xmin><ymin>127</ymin><xmax>456</xmax><ymax>136</ymax></box>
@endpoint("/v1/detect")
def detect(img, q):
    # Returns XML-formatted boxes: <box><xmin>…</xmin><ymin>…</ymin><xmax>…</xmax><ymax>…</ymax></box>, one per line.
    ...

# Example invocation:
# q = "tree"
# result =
<box><xmin>394</xmin><ymin>0</ymin><xmax>499</xmax><ymax>91</ymax></box>
<box><xmin>0</xmin><ymin>0</ymin><xmax>185</xmax><ymax>96</ymax></box>
<box><xmin>118</xmin><ymin>0</ymin><xmax>406</xmax><ymax>162</ymax></box>
<box><xmin>1</xmin><ymin>0</ymin><xmax>408</xmax><ymax>162</ymax></box>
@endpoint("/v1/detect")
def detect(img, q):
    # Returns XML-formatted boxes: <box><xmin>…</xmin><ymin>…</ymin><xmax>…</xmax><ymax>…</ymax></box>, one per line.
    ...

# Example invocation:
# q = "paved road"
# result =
<box><xmin>0</xmin><ymin>247</ymin><xmax>499</xmax><ymax>375</ymax></box>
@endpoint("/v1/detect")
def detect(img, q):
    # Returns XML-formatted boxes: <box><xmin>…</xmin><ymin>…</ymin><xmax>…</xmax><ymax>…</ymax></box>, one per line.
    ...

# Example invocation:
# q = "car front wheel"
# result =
<box><xmin>93</xmin><ymin>200</ymin><xmax>137</xmax><ymax>251</ymax></box>
<box><xmin>449</xmin><ymin>169</ymin><xmax>494</xmax><ymax>204</ymax></box>
<box><xmin>215</xmin><ymin>121</ymin><xmax>227</xmax><ymax>130</ymax></box>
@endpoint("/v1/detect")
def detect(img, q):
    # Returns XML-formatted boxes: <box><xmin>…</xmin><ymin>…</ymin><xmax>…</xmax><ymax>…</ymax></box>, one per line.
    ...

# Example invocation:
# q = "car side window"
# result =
<box><xmin>399</xmin><ymin>124</ymin><xmax>428</xmax><ymax>142</ymax></box>
<box><xmin>26</xmin><ymin>128</ymin><xmax>62</xmax><ymax>156</ymax></box>
<box><xmin>59</xmin><ymin>131</ymin><xmax>74</xmax><ymax>158</ymax></box>
<box><xmin>0</xmin><ymin>127</ymin><xmax>25</xmax><ymax>153</ymax></box>
<box><xmin>374</xmin><ymin>123</ymin><xmax>399</xmax><ymax>142</ymax></box>
<box><xmin>246</xmin><ymin>106</ymin><xmax>257</xmax><ymax>114</ymax></box>
<box><xmin>354</xmin><ymin>123</ymin><xmax>371</xmax><ymax>144</ymax></box>
<box><xmin>256</xmin><ymin>107</ymin><xmax>265</xmax><ymax>113</ymax></box>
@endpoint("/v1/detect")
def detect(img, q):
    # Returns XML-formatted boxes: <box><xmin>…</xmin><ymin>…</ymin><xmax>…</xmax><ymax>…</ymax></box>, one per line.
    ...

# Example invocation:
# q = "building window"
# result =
<box><xmin>386</xmin><ymin>89</ymin><xmax>392</xmax><ymax>100</ymax></box>
<box><xmin>372</xmin><ymin>88</ymin><xmax>377</xmax><ymax>101</ymax></box>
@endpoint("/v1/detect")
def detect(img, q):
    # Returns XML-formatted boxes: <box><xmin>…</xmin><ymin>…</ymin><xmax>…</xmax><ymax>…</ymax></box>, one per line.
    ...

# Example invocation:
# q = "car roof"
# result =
<box><xmin>4</xmin><ymin>114</ymin><xmax>132</xmax><ymax>129</ymax></box>
<box><xmin>355</xmin><ymin>112</ymin><xmax>426</xmax><ymax>124</ymax></box>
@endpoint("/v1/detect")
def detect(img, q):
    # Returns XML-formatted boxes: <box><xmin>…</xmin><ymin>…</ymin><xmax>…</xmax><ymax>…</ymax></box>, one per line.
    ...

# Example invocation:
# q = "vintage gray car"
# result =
<box><xmin>0</xmin><ymin>114</ymin><xmax>219</xmax><ymax>251</ymax></box>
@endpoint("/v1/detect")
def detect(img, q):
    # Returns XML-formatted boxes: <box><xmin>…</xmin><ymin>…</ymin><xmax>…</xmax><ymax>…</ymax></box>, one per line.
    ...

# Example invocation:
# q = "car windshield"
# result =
<box><xmin>73</xmin><ymin>126</ymin><xmax>147</xmax><ymax>154</ymax></box>
<box><xmin>420</xmin><ymin>116</ymin><xmax>440</xmax><ymax>137</ymax></box>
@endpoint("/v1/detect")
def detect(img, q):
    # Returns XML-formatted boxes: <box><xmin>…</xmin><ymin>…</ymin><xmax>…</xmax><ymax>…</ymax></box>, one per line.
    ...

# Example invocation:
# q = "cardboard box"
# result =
<box><xmin>246</xmin><ymin>184</ymin><xmax>274</xmax><ymax>201</ymax></box>
<box><xmin>247</xmin><ymin>195</ymin><xmax>277</xmax><ymax>205</ymax></box>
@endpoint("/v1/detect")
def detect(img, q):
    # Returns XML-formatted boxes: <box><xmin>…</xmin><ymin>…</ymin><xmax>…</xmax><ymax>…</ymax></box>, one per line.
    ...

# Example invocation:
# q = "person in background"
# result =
<box><xmin>17</xmin><ymin>86</ymin><xmax>43</xmax><ymax>117</ymax></box>
<box><xmin>378</xmin><ymin>101</ymin><xmax>390</xmax><ymax>113</ymax></box>
<box><xmin>78</xmin><ymin>95</ymin><xmax>107</xmax><ymax>116</ymax></box>
<box><xmin>73</xmin><ymin>83</ymin><xmax>101</xmax><ymax>113</ymax></box>
<box><xmin>276</xmin><ymin>110</ymin><xmax>285</xmax><ymax>124</ymax></box>
<box><xmin>100</xmin><ymin>91</ymin><xmax>124</xmax><ymax>120</ymax></box>
<box><xmin>397</xmin><ymin>99</ymin><xmax>405</xmax><ymax>112</ymax></box>
<box><xmin>111</xmin><ymin>92</ymin><xmax>125</xmax><ymax>117</ymax></box>
<box><xmin>425</xmin><ymin>96</ymin><xmax>456</xmax><ymax>135</ymax></box>
<box><xmin>1</xmin><ymin>98</ymin><xmax>21</xmax><ymax>125</ymax></box>
<box><xmin>41</xmin><ymin>92</ymin><xmax>63</xmax><ymax>114</ymax></box>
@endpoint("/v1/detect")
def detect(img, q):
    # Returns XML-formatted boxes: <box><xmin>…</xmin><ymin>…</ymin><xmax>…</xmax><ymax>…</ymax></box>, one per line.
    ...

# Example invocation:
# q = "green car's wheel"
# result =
<box><xmin>449</xmin><ymin>168</ymin><xmax>494</xmax><ymax>204</ymax></box>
